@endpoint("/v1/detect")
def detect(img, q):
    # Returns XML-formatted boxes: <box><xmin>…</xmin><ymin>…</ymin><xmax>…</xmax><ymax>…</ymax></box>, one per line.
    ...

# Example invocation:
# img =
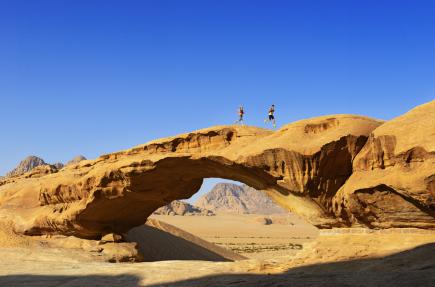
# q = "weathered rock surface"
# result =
<box><xmin>0</xmin><ymin>217</ymin><xmax>242</xmax><ymax>263</ymax></box>
<box><xmin>0</xmin><ymin>114</ymin><xmax>379</xmax><ymax>237</ymax></box>
<box><xmin>196</xmin><ymin>183</ymin><xmax>288</xmax><ymax>214</ymax></box>
<box><xmin>100</xmin><ymin>232</ymin><xmax>123</xmax><ymax>243</ymax></box>
<box><xmin>153</xmin><ymin>200</ymin><xmax>215</xmax><ymax>216</ymax></box>
<box><xmin>333</xmin><ymin>100</ymin><xmax>435</xmax><ymax>228</ymax></box>
<box><xmin>0</xmin><ymin>103</ymin><xmax>433</xmax><ymax>239</ymax></box>
<box><xmin>5</xmin><ymin>156</ymin><xmax>47</xmax><ymax>177</ymax></box>
<box><xmin>0</xmin><ymin>220</ymin><xmax>142</xmax><ymax>263</ymax></box>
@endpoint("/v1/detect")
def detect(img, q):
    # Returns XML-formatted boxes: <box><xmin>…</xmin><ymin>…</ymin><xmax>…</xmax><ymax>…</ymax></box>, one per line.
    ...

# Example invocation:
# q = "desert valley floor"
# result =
<box><xmin>1</xmin><ymin>213</ymin><xmax>434</xmax><ymax>287</ymax></box>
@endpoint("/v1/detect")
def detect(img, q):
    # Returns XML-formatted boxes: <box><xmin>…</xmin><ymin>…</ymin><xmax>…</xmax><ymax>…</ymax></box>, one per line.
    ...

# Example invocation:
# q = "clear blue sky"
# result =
<box><xmin>1</xmin><ymin>0</ymin><xmax>434</xmax><ymax>181</ymax></box>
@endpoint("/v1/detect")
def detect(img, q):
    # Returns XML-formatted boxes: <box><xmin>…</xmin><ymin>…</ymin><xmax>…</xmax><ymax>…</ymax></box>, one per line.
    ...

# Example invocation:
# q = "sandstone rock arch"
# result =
<box><xmin>1</xmin><ymin>102</ymin><xmax>434</xmax><ymax>239</ymax></box>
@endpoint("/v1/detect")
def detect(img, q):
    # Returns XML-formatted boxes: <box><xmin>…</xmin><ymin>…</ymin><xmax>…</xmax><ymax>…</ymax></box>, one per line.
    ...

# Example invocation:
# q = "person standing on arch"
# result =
<box><xmin>265</xmin><ymin>104</ymin><xmax>276</xmax><ymax>128</ymax></box>
<box><xmin>235</xmin><ymin>105</ymin><xmax>245</xmax><ymax>125</ymax></box>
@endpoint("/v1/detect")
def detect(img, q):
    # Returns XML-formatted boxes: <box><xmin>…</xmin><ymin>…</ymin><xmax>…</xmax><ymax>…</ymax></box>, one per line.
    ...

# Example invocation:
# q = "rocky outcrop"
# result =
<box><xmin>0</xmin><ymin>114</ymin><xmax>381</xmax><ymax>238</ymax></box>
<box><xmin>153</xmin><ymin>200</ymin><xmax>215</xmax><ymax>216</ymax></box>
<box><xmin>333</xmin><ymin>100</ymin><xmax>435</xmax><ymax>229</ymax></box>
<box><xmin>0</xmin><ymin>103</ymin><xmax>433</xmax><ymax>239</ymax></box>
<box><xmin>5</xmin><ymin>156</ymin><xmax>47</xmax><ymax>177</ymax></box>
<box><xmin>195</xmin><ymin>183</ymin><xmax>288</xmax><ymax>214</ymax></box>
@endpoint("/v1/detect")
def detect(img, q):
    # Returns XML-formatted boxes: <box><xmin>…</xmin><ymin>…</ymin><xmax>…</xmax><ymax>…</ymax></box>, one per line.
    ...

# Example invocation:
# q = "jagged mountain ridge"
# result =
<box><xmin>195</xmin><ymin>183</ymin><xmax>288</xmax><ymax>215</ymax></box>
<box><xmin>6</xmin><ymin>156</ymin><xmax>47</xmax><ymax>177</ymax></box>
<box><xmin>4</xmin><ymin>155</ymin><xmax>87</xmax><ymax>177</ymax></box>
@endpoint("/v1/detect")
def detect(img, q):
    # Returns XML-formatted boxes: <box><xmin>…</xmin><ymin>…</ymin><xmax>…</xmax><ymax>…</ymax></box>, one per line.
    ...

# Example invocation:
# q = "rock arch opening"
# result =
<box><xmin>173</xmin><ymin>177</ymin><xmax>294</xmax><ymax>216</ymax></box>
<box><xmin>149</xmin><ymin>177</ymin><xmax>318</xmax><ymax>261</ymax></box>
<box><xmin>76</xmin><ymin>156</ymin><xmax>300</xmax><ymax>238</ymax></box>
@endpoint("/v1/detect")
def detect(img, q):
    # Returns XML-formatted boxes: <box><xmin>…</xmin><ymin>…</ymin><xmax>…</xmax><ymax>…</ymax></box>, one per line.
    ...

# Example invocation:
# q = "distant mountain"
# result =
<box><xmin>66</xmin><ymin>155</ymin><xmax>87</xmax><ymax>166</ymax></box>
<box><xmin>4</xmin><ymin>155</ymin><xmax>87</xmax><ymax>178</ymax></box>
<box><xmin>195</xmin><ymin>183</ymin><xmax>288</xmax><ymax>215</ymax></box>
<box><xmin>6</xmin><ymin>156</ymin><xmax>47</xmax><ymax>177</ymax></box>
<box><xmin>153</xmin><ymin>200</ymin><xmax>215</xmax><ymax>216</ymax></box>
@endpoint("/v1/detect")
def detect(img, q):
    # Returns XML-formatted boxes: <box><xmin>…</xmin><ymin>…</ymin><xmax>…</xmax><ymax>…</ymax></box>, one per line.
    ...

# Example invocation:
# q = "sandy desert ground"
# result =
<box><xmin>151</xmin><ymin>213</ymin><xmax>319</xmax><ymax>260</ymax></box>
<box><xmin>1</xmin><ymin>214</ymin><xmax>434</xmax><ymax>286</ymax></box>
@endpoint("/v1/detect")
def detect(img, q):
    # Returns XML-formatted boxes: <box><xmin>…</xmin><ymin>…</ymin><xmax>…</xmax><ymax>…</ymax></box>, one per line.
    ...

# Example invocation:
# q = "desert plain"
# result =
<box><xmin>0</xmin><ymin>213</ymin><xmax>434</xmax><ymax>286</ymax></box>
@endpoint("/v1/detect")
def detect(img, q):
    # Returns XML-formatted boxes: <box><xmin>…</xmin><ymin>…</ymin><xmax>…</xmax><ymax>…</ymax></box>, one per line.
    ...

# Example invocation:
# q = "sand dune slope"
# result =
<box><xmin>126</xmin><ymin>219</ymin><xmax>246</xmax><ymax>262</ymax></box>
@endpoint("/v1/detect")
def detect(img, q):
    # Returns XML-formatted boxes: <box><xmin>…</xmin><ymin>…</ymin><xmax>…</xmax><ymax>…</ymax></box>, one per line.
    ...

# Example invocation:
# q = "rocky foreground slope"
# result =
<box><xmin>0</xmin><ymin>101</ymin><xmax>434</xmax><ymax>239</ymax></box>
<box><xmin>1</xmin><ymin>229</ymin><xmax>434</xmax><ymax>286</ymax></box>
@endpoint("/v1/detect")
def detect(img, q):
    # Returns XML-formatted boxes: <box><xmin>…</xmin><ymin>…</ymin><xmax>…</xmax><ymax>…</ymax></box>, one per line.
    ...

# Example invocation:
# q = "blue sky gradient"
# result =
<box><xmin>1</xmin><ymin>0</ymin><xmax>434</xmax><ymax>192</ymax></box>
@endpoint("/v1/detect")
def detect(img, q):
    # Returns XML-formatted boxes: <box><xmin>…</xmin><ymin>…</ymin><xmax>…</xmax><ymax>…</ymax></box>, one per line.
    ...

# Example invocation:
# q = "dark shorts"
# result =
<box><xmin>269</xmin><ymin>114</ymin><xmax>274</xmax><ymax>120</ymax></box>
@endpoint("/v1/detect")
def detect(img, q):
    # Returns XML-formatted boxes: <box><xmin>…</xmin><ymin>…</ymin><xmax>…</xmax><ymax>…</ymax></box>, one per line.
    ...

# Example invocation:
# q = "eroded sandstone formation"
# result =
<box><xmin>333</xmin><ymin>100</ymin><xmax>435</xmax><ymax>228</ymax></box>
<box><xmin>0</xmin><ymin>101</ymin><xmax>434</xmax><ymax>238</ymax></box>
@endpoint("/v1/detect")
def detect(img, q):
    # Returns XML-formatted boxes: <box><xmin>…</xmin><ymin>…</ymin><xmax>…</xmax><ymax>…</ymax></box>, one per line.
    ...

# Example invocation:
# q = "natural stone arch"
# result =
<box><xmin>76</xmin><ymin>156</ymin><xmax>292</xmax><ymax>236</ymax></box>
<box><xmin>0</xmin><ymin>115</ymin><xmax>383</xmax><ymax>239</ymax></box>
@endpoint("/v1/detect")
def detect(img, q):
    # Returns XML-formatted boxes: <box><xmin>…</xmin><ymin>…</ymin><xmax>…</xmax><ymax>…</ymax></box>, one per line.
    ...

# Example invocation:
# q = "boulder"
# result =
<box><xmin>100</xmin><ymin>233</ymin><xmax>123</xmax><ymax>243</ymax></box>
